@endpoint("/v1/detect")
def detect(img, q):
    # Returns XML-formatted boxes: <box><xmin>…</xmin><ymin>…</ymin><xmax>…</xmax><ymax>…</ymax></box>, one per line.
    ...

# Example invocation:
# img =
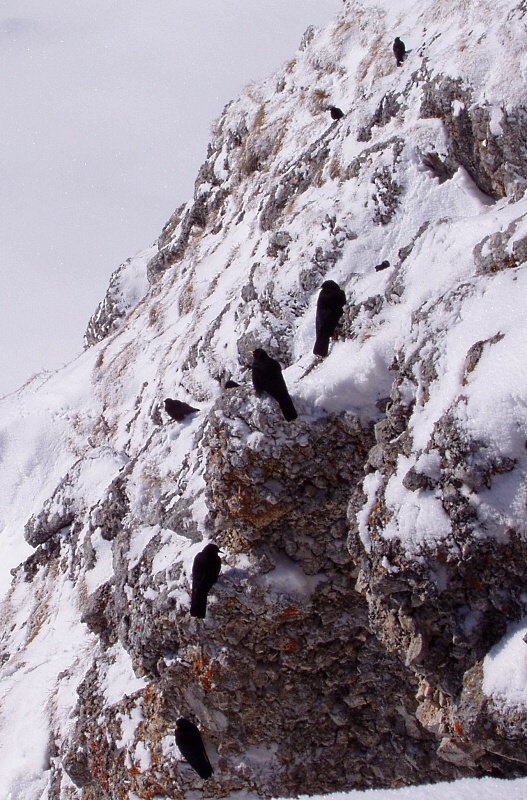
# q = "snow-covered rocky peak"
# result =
<box><xmin>2</xmin><ymin>0</ymin><xmax>527</xmax><ymax>797</ymax></box>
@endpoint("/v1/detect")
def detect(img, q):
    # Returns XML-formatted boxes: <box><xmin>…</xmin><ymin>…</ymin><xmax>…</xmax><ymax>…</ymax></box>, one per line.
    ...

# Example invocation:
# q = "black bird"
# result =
<box><xmin>375</xmin><ymin>260</ymin><xmax>391</xmax><ymax>272</ymax></box>
<box><xmin>393</xmin><ymin>37</ymin><xmax>406</xmax><ymax>66</ymax></box>
<box><xmin>328</xmin><ymin>105</ymin><xmax>345</xmax><ymax>120</ymax></box>
<box><xmin>223</xmin><ymin>379</ymin><xmax>240</xmax><ymax>389</ymax></box>
<box><xmin>313</xmin><ymin>280</ymin><xmax>347</xmax><ymax>358</ymax></box>
<box><xmin>190</xmin><ymin>543</ymin><xmax>222</xmax><ymax>618</ymax></box>
<box><xmin>175</xmin><ymin>717</ymin><xmax>213</xmax><ymax>780</ymax></box>
<box><xmin>164</xmin><ymin>398</ymin><xmax>199</xmax><ymax>422</ymax></box>
<box><xmin>251</xmin><ymin>349</ymin><xmax>298</xmax><ymax>421</ymax></box>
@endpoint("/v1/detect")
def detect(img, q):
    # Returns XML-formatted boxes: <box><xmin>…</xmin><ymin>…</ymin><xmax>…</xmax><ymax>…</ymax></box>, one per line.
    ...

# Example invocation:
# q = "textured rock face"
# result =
<box><xmin>85</xmin><ymin>249</ymin><xmax>152</xmax><ymax>346</ymax></box>
<box><xmin>347</xmin><ymin>349</ymin><xmax>527</xmax><ymax>773</ymax></box>
<box><xmin>57</xmin><ymin>398</ymin><xmax>465</xmax><ymax>798</ymax></box>
<box><xmin>3</xmin><ymin>0</ymin><xmax>527</xmax><ymax>797</ymax></box>
<box><xmin>420</xmin><ymin>75</ymin><xmax>527</xmax><ymax>199</ymax></box>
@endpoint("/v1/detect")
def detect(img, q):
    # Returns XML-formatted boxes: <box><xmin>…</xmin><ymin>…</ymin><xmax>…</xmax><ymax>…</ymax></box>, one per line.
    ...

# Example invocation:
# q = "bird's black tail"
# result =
<box><xmin>279</xmin><ymin>394</ymin><xmax>298</xmax><ymax>422</ymax></box>
<box><xmin>196</xmin><ymin>757</ymin><xmax>213</xmax><ymax>780</ymax></box>
<box><xmin>190</xmin><ymin>592</ymin><xmax>207</xmax><ymax>619</ymax></box>
<box><xmin>313</xmin><ymin>336</ymin><xmax>330</xmax><ymax>358</ymax></box>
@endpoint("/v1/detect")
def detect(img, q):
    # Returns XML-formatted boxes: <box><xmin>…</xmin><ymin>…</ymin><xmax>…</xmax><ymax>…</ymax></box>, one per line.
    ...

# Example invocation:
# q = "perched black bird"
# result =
<box><xmin>164</xmin><ymin>398</ymin><xmax>199</xmax><ymax>422</ymax></box>
<box><xmin>251</xmin><ymin>349</ymin><xmax>298</xmax><ymax>422</ymax></box>
<box><xmin>175</xmin><ymin>717</ymin><xmax>213</xmax><ymax>780</ymax></box>
<box><xmin>190</xmin><ymin>543</ymin><xmax>222</xmax><ymax>618</ymax></box>
<box><xmin>313</xmin><ymin>280</ymin><xmax>347</xmax><ymax>358</ymax></box>
<box><xmin>328</xmin><ymin>105</ymin><xmax>345</xmax><ymax>120</ymax></box>
<box><xmin>393</xmin><ymin>37</ymin><xmax>406</xmax><ymax>66</ymax></box>
<box><xmin>223</xmin><ymin>380</ymin><xmax>240</xmax><ymax>389</ymax></box>
<box><xmin>375</xmin><ymin>260</ymin><xmax>391</xmax><ymax>272</ymax></box>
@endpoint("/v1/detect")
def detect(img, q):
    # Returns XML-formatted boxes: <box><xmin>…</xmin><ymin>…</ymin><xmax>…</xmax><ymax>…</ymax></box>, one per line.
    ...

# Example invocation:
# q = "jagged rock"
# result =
<box><xmin>462</xmin><ymin>333</ymin><xmax>505</xmax><ymax>384</ymax></box>
<box><xmin>5</xmin><ymin>0</ymin><xmax>527</xmax><ymax>795</ymax></box>
<box><xmin>260</xmin><ymin>135</ymin><xmax>331</xmax><ymax>231</ymax></box>
<box><xmin>420</xmin><ymin>150</ymin><xmax>457</xmax><ymax>182</ymax></box>
<box><xmin>24</xmin><ymin>472</ymin><xmax>78</xmax><ymax>548</ymax></box>
<box><xmin>472</xmin><ymin>218</ymin><xmax>527</xmax><ymax>275</ymax></box>
<box><xmin>61</xmin><ymin>391</ymin><xmax>468</xmax><ymax>797</ymax></box>
<box><xmin>91</xmin><ymin>470</ymin><xmax>131</xmax><ymax>542</ymax></box>
<box><xmin>24</xmin><ymin>508</ymin><xmax>75</xmax><ymax>548</ymax></box>
<box><xmin>85</xmin><ymin>251</ymin><xmax>151</xmax><ymax>346</ymax></box>
<box><xmin>420</xmin><ymin>75</ymin><xmax>527</xmax><ymax>198</ymax></box>
<box><xmin>203</xmin><ymin>390</ymin><xmax>375</xmax><ymax>571</ymax></box>
<box><xmin>357</xmin><ymin>92</ymin><xmax>402</xmax><ymax>143</ymax></box>
<box><xmin>267</xmin><ymin>230</ymin><xmax>292</xmax><ymax>258</ymax></box>
<box><xmin>16</xmin><ymin>535</ymin><xmax>63</xmax><ymax>582</ymax></box>
<box><xmin>80</xmin><ymin>582</ymin><xmax>118</xmax><ymax>647</ymax></box>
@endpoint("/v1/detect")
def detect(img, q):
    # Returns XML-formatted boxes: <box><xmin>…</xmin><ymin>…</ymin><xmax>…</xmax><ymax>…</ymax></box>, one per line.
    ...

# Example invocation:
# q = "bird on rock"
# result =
<box><xmin>164</xmin><ymin>398</ymin><xmax>199</xmax><ymax>422</ymax></box>
<box><xmin>190</xmin><ymin>543</ymin><xmax>222</xmax><ymax>619</ymax></box>
<box><xmin>393</xmin><ymin>37</ymin><xmax>406</xmax><ymax>66</ymax></box>
<box><xmin>313</xmin><ymin>280</ymin><xmax>347</xmax><ymax>358</ymax></box>
<box><xmin>175</xmin><ymin>717</ymin><xmax>213</xmax><ymax>780</ymax></box>
<box><xmin>251</xmin><ymin>348</ymin><xmax>298</xmax><ymax>421</ymax></box>
<box><xmin>328</xmin><ymin>105</ymin><xmax>345</xmax><ymax>120</ymax></box>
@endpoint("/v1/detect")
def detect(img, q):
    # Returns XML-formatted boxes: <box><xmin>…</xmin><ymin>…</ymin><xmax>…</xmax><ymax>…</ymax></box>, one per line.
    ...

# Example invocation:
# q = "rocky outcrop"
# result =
<box><xmin>85</xmin><ymin>250</ymin><xmax>151</xmax><ymax>346</ymax></box>
<box><xmin>4</xmin><ymin>0</ymin><xmax>527</xmax><ymax>797</ymax></box>
<box><xmin>56</xmin><ymin>394</ymin><xmax>465</xmax><ymax>797</ymax></box>
<box><xmin>420</xmin><ymin>75</ymin><xmax>527</xmax><ymax>199</ymax></box>
<box><xmin>37</xmin><ymin>379</ymin><xmax>527</xmax><ymax>797</ymax></box>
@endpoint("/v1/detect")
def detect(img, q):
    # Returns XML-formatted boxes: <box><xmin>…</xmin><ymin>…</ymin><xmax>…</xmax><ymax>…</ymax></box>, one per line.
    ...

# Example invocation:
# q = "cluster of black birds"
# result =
<box><xmin>164</xmin><ymin>38</ymin><xmax>405</xmax><ymax>433</ymax></box>
<box><xmin>174</xmin><ymin>543</ymin><xmax>222</xmax><ymax>778</ymax></box>
<box><xmin>173</xmin><ymin>279</ymin><xmax>349</xmax><ymax>776</ymax></box>
<box><xmin>249</xmin><ymin>278</ymin><xmax>347</xmax><ymax>421</ymax></box>
<box><xmin>325</xmin><ymin>39</ymin><xmax>407</xmax><ymax>125</ymax></box>
<box><xmin>163</xmin><ymin>277</ymin><xmax>347</xmax><ymax>428</ymax></box>
<box><xmin>172</xmin><ymin>37</ymin><xmax>406</xmax><ymax>779</ymax></box>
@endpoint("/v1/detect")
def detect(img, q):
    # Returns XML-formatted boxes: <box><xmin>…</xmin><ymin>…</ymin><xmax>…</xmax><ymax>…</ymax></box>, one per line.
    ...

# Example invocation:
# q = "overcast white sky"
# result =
<box><xmin>0</xmin><ymin>0</ymin><xmax>341</xmax><ymax>397</ymax></box>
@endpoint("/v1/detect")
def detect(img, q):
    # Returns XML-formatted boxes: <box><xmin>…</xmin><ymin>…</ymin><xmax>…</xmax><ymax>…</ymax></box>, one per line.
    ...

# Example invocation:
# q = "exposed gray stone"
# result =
<box><xmin>420</xmin><ymin>75</ymin><xmax>527</xmax><ymax>199</ymax></box>
<box><xmin>358</xmin><ymin>92</ymin><xmax>402</xmax><ymax>143</ymax></box>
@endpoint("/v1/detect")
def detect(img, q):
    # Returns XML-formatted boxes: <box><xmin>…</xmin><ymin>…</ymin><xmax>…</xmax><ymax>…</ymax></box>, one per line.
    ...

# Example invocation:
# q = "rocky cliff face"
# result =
<box><xmin>2</xmin><ymin>0</ymin><xmax>527</xmax><ymax>797</ymax></box>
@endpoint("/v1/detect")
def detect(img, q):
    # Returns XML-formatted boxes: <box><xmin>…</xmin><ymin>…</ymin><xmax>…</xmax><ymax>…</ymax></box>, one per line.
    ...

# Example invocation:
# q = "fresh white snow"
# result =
<box><xmin>0</xmin><ymin>0</ymin><xmax>526</xmax><ymax>796</ymax></box>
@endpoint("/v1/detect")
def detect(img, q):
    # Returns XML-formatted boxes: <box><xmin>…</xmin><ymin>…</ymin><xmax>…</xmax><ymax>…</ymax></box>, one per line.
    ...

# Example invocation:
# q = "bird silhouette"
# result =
<box><xmin>175</xmin><ymin>717</ymin><xmax>213</xmax><ymax>779</ymax></box>
<box><xmin>251</xmin><ymin>349</ymin><xmax>298</xmax><ymax>421</ymax></box>
<box><xmin>328</xmin><ymin>105</ymin><xmax>345</xmax><ymax>120</ymax></box>
<box><xmin>393</xmin><ymin>37</ymin><xmax>406</xmax><ymax>66</ymax></box>
<box><xmin>164</xmin><ymin>398</ymin><xmax>199</xmax><ymax>422</ymax></box>
<box><xmin>190</xmin><ymin>543</ymin><xmax>222</xmax><ymax>619</ymax></box>
<box><xmin>313</xmin><ymin>280</ymin><xmax>347</xmax><ymax>357</ymax></box>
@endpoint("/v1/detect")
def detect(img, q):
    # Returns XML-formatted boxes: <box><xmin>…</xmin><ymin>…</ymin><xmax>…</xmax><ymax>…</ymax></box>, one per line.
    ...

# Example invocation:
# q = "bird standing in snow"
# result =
<box><xmin>313</xmin><ymin>280</ymin><xmax>347</xmax><ymax>358</ymax></box>
<box><xmin>190</xmin><ymin>543</ymin><xmax>222</xmax><ymax>618</ymax></box>
<box><xmin>327</xmin><ymin>105</ymin><xmax>345</xmax><ymax>121</ymax></box>
<box><xmin>164</xmin><ymin>398</ymin><xmax>199</xmax><ymax>422</ymax></box>
<box><xmin>393</xmin><ymin>37</ymin><xmax>406</xmax><ymax>66</ymax></box>
<box><xmin>251</xmin><ymin>348</ymin><xmax>298</xmax><ymax>421</ymax></box>
<box><xmin>175</xmin><ymin>717</ymin><xmax>213</xmax><ymax>779</ymax></box>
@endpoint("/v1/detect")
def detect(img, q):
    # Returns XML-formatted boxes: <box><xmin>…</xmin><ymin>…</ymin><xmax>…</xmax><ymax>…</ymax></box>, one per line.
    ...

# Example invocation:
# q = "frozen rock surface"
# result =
<box><xmin>1</xmin><ymin>0</ymin><xmax>527</xmax><ymax>797</ymax></box>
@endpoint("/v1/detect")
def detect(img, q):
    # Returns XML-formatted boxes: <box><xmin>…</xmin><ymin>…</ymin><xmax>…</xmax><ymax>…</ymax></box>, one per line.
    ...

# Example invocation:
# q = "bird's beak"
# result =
<box><xmin>249</xmin><ymin>350</ymin><xmax>254</xmax><ymax>355</ymax></box>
